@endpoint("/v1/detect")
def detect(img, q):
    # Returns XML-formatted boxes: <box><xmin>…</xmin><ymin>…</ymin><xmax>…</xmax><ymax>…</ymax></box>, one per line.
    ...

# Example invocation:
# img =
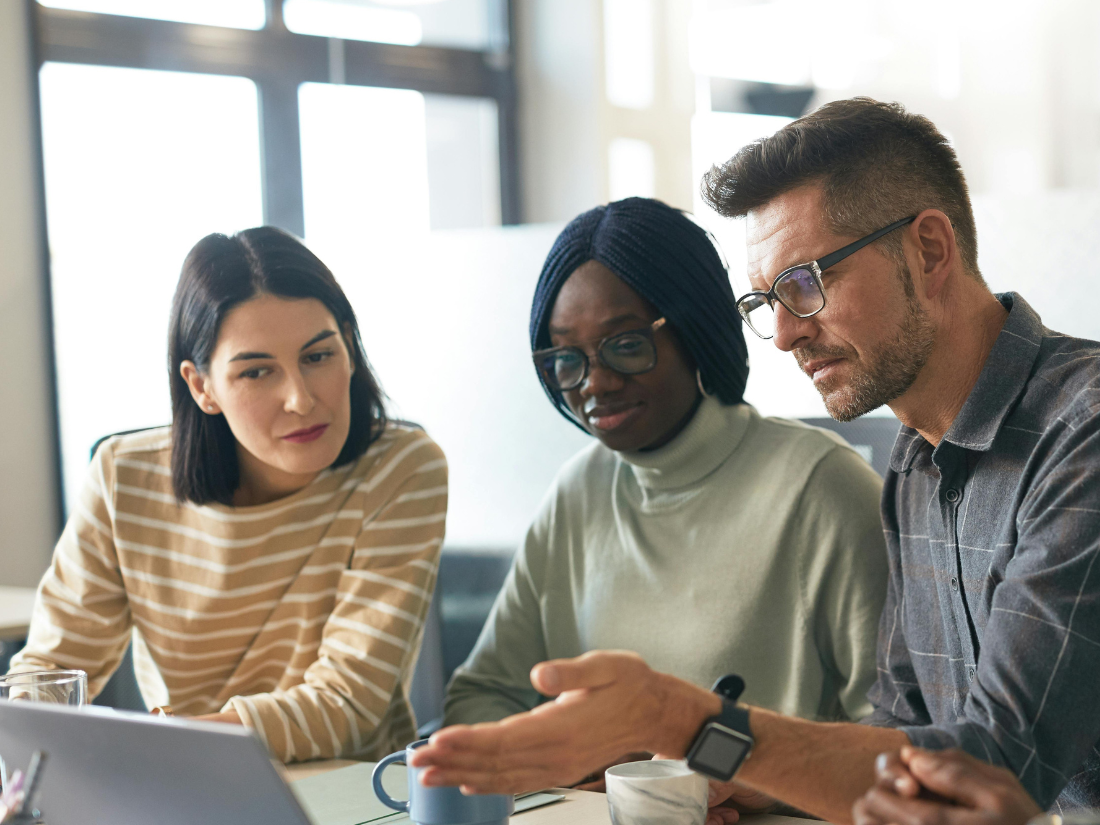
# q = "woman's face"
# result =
<box><xmin>548</xmin><ymin>260</ymin><xmax>700</xmax><ymax>452</ymax></box>
<box><xmin>181</xmin><ymin>294</ymin><xmax>355</xmax><ymax>502</ymax></box>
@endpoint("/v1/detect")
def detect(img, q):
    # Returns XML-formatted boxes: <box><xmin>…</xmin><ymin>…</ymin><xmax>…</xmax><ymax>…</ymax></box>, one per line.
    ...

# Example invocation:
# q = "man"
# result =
<box><xmin>410</xmin><ymin>98</ymin><xmax>1100</xmax><ymax>824</ymax></box>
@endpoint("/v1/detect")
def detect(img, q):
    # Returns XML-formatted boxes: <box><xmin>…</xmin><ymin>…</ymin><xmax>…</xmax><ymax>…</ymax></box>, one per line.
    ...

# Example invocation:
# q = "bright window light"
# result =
<box><xmin>608</xmin><ymin>138</ymin><xmax>656</xmax><ymax>201</ymax></box>
<box><xmin>284</xmin><ymin>0</ymin><xmax>423</xmax><ymax>45</ymax></box>
<box><xmin>604</xmin><ymin>0</ymin><xmax>655</xmax><ymax>109</ymax></box>
<box><xmin>688</xmin><ymin>110</ymin><xmax>828</xmax><ymax>419</ymax></box>
<box><xmin>284</xmin><ymin>0</ymin><xmax>504</xmax><ymax>50</ymax></box>
<box><xmin>298</xmin><ymin>82</ymin><xmax>430</xmax><ymax>250</ymax></box>
<box><xmin>37</xmin><ymin>0</ymin><xmax>265</xmax><ymax>29</ymax></box>
<box><xmin>38</xmin><ymin>63</ymin><xmax>263</xmax><ymax>511</ymax></box>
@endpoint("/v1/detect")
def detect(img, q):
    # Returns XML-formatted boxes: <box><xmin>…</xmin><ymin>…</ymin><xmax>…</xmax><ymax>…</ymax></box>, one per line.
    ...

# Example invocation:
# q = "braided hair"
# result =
<box><xmin>530</xmin><ymin>197</ymin><xmax>750</xmax><ymax>430</ymax></box>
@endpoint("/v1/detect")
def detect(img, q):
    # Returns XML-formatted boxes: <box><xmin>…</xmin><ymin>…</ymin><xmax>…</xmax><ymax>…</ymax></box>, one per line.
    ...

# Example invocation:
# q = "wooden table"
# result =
<box><xmin>284</xmin><ymin>760</ymin><xmax>818</xmax><ymax>825</ymax></box>
<box><xmin>0</xmin><ymin>586</ymin><xmax>37</xmax><ymax>642</ymax></box>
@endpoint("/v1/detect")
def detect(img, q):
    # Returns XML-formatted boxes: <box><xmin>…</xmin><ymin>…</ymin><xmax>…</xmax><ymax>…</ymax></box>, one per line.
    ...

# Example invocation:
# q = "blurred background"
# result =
<box><xmin>4</xmin><ymin>0</ymin><xmax>1100</xmax><ymax>716</ymax></box>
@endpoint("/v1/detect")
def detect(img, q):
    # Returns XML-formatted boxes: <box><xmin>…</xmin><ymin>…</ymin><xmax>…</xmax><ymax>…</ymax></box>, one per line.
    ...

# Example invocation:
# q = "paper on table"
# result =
<box><xmin>290</xmin><ymin>761</ymin><xmax>564</xmax><ymax>825</ymax></box>
<box><xmin>291</xmin><ymin>763</ymin><xmax>398</xmax><ymax>825</ymax></box>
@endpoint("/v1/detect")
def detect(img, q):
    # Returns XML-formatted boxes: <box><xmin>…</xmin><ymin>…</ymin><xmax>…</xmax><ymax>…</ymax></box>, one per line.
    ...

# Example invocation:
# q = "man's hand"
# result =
<box><xmin>853</xmin><ymin>746</ymin><xmax>1042</xmax><ymax>825</ymax></box>
<box><xmin>704</xmin><ymin>779</ymin><xmax>778</xmax><ymax>825</ymax></box>
<box><xmin>408</xmin><ymin>651</ymin><xmax>720</xmax><ymax>795</ymax></box>
<box><xmin>571</xmin><ymin>753</ymin><xmax>653</xmax><ymax>792</ymax></box>
<box><xmin>652</xmin><ymin>751</ymin><xmax>776</xmax><ymax>825</ymax></box>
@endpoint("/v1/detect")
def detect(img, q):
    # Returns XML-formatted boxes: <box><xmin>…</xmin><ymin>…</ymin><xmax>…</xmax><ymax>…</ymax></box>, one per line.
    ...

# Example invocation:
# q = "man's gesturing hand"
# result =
<box><xmin>408</xmin><ymin>651</ymin><xmax>720</xmax><ymax>795</ymax></box>
<box><xmin>853</xmin><ymin>746</ymin><xmax>1041</xmax><ymax>825</ymax></box>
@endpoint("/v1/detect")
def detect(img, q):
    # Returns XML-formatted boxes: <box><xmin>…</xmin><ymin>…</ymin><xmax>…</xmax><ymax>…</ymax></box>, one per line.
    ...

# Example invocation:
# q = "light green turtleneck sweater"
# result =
<box><xmin>445</xmin><ymin>398</ymin><xmax>888</xmax><ymax>725</ymax></box>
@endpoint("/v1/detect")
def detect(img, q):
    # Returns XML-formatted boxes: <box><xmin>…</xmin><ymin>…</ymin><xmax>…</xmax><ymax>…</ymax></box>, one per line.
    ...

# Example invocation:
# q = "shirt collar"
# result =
<box><xmin>621</xmin><ymin>396</ymin><xmax>750</xmax><ymax>490</ymax></box>
<box><xmin>889</xmin><ymin>292</ymin><xmax>1043</xmax><ymax>473</ymax></box>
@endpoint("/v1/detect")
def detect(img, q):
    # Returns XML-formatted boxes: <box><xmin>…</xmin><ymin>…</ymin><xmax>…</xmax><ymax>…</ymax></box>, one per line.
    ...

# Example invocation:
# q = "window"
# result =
<box><xmin>38</xmin><ymin>0</ymin><xmax>265</xmax><ymax>29</ymax></box>
<box><xmin>34</xmin><ymin>0</ymin><xmax>519</xmax><ymax>516</ymax></box>
<box><xmin>608</xmin><ymin>137</ymin><xmax>656</xmax><ymax>201</ymax></box>
<box><xmin>603</xmin><ymin>0</ymin><xmax>654</xmax><ymax>109</ymax></box>
<box><xmin>39</xmin><ymin>63</ymin><xmax>263</xmax><ymax>508</ymax></box>
<box><xmin>284</xmin><ymin>0</ymin><xmax>508</xmax><ymax>50</ymax></box>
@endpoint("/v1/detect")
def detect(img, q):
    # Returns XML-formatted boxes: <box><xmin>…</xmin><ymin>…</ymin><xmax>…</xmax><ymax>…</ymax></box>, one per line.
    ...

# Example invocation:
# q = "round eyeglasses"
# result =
<box><xmin>737</xmin><ymin>216</ymin><xmax>916</xmax><ymax>339</ymax></box>
<box><xmin>533</xmin><ymin>318</ymin><xmax>666</xmax><ymax>392</ymax></box>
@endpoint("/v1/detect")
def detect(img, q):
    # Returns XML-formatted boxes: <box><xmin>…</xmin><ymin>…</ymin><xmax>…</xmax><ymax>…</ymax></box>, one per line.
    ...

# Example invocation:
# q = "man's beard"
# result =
<box><xmin>795</xmin><ymin>291</ymin><xmax>936</xmax><ymax>422</ymax></box>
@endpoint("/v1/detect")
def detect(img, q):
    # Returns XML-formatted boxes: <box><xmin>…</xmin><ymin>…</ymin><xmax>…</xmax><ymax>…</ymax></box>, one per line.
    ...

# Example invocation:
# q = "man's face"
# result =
<box><xmin>745</xmin><ymin>185</ymin><xmax>935</xmax><ymax>421</ymax></box>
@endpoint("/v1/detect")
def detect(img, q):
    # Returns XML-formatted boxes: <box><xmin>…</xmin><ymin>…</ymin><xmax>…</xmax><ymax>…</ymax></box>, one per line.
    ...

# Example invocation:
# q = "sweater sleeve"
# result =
<box><xmin>9</xmin><ymin>442</ymin><xmax>134</xmax><ymax>698</ymax></box>
<box><xmin>443</xmin><ymin>505</ymin><xmax>553</xmax><ymax>725</ymax></box>
<box><xmin>228</xmin><ymin>432</ymin><xmax>447</xmax><ymax>762</ymax></box>
<box><xmin>792</xmin><ymin>444</ymin><xmax>889</xmax><ymax>722</ymax></box>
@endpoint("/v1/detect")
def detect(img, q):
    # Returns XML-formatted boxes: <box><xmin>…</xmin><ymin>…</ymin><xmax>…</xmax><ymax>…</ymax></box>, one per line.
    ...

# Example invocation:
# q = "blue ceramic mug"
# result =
<box><xmin>372</xmin><ymin>739</ymin><xmax>514</xmax><ymax>825</ymax></box>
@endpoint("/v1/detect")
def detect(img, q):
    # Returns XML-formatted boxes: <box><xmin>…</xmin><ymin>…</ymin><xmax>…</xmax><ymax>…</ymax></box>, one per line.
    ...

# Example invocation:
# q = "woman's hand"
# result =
<box><xmin>192</xmin><ymin>710</ymin><xmax>243</xmax><ymax>725</ymax></box>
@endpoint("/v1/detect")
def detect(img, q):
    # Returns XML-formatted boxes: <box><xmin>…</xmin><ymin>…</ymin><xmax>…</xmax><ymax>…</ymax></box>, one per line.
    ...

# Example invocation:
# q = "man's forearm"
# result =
<box><xmin>738</xmin><ymin>708</ymin><xmax>909</xmax><ymax>825</ymax></box>
<box><xmin>649</xmin><ymin>676</ymin><xmax>908</xmax><ymax>825</ymax></box>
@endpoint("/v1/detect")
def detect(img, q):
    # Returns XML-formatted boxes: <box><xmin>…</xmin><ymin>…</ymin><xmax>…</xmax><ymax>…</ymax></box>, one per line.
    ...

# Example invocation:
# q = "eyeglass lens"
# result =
<box><xmin>540</xmin><ymin>332</ymin><xmax>658</xmax><ymax>391</ymax></box>
<box><xmin>739</xmin><ymin>267</ymin><xmax>825</xmax><ymax>339</ymax></box>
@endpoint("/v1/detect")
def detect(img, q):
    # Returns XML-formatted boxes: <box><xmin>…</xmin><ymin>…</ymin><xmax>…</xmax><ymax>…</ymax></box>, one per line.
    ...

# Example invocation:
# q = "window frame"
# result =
<box><xmin>32</xmin><ymin>0</ymin><xmax>522</xmax><ymax>237</ymax></box>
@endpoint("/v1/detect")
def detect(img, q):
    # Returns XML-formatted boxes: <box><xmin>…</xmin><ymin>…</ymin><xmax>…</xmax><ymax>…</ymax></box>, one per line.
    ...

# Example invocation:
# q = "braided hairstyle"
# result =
<box><xmin>530</xmin><ymin>197</ymin><xmax>750</xmax><ymax>430</ymax></box>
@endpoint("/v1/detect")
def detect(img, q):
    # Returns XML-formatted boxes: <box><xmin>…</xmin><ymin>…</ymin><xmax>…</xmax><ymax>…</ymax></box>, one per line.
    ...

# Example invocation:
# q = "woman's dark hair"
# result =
<box><xmin>530</xmin><ymin>197</ymin><xmax>750</xmax><ymax>430</ymax></box>
<box><xmin>168</xmin><ymin>226</ymin><xmax>387</xmax><ymax>505</ymax></box>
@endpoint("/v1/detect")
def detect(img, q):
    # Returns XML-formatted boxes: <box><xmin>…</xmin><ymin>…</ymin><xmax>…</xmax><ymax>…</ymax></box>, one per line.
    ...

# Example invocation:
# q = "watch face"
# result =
<box><xmin>689</xmin><ymin>725</ymin><xmax>752</xmax><ymax>780</ymax></box>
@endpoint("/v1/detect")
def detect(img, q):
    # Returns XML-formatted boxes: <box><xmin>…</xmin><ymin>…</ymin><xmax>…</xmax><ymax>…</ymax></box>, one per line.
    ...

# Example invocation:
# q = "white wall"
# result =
<box><xmin>313</xmin><ymin>224</ymin><xmax>593</xmax><ymax>551</ymax></box>
<box><xmin>514</xmin><ymin>0</ymin><xmax>696</xmax><ymax>221</ymax></box>
<box><xmin>0</xmin><ymin>1</ymin><xmax>61</xmax><ymax>586</ymax></box>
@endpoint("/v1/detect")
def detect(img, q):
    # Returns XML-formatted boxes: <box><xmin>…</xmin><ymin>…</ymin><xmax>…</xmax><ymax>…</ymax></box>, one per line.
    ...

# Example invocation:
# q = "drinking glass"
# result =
<box><xmin>0</xmin><ymin>670</ymin><xmax>87</xmax><ymax>706</ymax></box>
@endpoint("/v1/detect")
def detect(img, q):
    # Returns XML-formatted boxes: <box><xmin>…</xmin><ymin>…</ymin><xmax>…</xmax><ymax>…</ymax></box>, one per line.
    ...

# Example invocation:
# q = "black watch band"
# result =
<box><xmin>685</xmin><ymin>674</ymin><xmax>754</xmax><ymax>782</ymax></box>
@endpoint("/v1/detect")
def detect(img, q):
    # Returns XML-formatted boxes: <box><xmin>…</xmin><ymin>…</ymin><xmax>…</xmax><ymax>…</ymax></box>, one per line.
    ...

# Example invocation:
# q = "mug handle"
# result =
<box><xmin>371</xmin><ymin>751</ymin><xmax>410</xmax><ymax>813</ymax></box>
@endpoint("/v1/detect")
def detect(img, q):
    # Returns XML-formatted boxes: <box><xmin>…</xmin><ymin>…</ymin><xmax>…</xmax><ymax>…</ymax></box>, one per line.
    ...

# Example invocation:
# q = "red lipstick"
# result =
<box><xmin>282</xmin><ymin>424</ymin><xmax>329</xmax><ymax>444</ymax></box>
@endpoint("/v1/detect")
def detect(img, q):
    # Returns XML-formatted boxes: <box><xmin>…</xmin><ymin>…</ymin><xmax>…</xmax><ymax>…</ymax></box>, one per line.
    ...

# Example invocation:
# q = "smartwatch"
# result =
<box><xmin>685</xmin><ymin>674</ymin><xmax>754</xmax><ymax>782</ymax></box>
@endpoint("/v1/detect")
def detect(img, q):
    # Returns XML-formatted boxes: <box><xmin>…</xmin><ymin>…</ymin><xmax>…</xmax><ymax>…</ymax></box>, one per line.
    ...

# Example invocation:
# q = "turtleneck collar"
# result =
<box><xmin>618</xmin><ymin>396</ymin><xmax>751</xmax><ymax>491</ymax></box>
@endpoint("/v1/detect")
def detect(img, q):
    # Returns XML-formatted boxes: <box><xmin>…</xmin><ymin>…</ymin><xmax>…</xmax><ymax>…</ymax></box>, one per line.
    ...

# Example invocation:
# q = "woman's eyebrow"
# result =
<box><xmin>228</xmin><ymin>330</ymin><xmax>337</xmax><ymax>362</ymax></box>
<box><xmin>229</xmin><ymin>350</ymin><xmax>272</xmax><ymax>362</ymax></box>
<box><xmin>548</xmin><ymin>313</ymin><xmax>647</xmax><ymax>336</ymax></box>
<box><xmin>300</xmin><ymin>329</ymin><xmax>337</xmax><ymax>350</ymax></box>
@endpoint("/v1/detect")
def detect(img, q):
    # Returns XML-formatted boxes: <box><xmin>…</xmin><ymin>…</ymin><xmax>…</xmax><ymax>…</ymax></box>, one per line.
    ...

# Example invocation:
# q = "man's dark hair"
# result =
<box><xmin>702</xmin><ymin>97</ymin><xmax>981</xmax><ymax>279</ymax></box>
<box><xmin>168</xmin><ymin>226</ymin><xmax>387</xmax><ymax>505</ymax></box>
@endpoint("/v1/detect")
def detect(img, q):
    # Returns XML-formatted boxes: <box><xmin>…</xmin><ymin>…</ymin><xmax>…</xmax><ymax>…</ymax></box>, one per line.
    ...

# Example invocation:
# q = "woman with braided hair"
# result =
<box><xmin>444</xmin><ymin>197</ymin><xmax>887</xmax><ymax>785</ymax></box>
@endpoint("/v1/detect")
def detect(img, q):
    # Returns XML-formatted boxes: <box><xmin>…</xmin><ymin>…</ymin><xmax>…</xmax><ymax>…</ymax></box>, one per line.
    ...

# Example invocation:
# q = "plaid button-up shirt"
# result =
<box><xmin>866</xmin><ymin>293</ymin><xmax>1100</xmax><ymax>811</ymax></box>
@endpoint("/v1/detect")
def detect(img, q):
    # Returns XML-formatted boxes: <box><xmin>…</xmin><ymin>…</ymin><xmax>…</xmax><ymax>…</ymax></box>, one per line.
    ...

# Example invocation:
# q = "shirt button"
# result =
<box><xmin>967</xmin><ymin>666</ymin><xmax>976</xmax><ymax>682</ymax></box>
<box><xmin>950</xmin><ymin>576</ymin><xmax>959</xmax><ymax>591</ymax></box>
<box><xmin>945</xmin><ymin>488</ymin><xmax>960</xmax><ymax>503</ymax></box>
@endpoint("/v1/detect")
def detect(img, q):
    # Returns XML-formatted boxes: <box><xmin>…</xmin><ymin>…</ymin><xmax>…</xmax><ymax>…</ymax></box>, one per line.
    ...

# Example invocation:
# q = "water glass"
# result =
<box><xmin>0</xmin><ymin>670</ymin><xmax>87</xmax><ymax>706</ymax></box>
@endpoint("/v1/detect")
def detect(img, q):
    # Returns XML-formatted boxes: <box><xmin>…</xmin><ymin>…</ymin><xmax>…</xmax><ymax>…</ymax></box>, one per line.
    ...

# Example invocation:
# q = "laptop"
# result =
<box><xmin>0</xmin><ymin>700</ymin><xmax>313</xmax><ymax>825</ymax></box>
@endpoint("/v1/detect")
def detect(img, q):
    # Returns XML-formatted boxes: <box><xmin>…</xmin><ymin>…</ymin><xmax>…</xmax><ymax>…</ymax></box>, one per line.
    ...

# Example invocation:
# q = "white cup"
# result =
<box><xmin>605</xmin><ymin>759</ymin><xmax>709</xmax><ymax>825</ymax></box>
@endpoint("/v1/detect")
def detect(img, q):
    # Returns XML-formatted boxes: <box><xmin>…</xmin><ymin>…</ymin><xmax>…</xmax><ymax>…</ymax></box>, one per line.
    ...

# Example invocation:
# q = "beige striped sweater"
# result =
<box><xmin>10</xmin><ymin>422</ymin><xmax>447</xmax><ymax>763</ymax></box>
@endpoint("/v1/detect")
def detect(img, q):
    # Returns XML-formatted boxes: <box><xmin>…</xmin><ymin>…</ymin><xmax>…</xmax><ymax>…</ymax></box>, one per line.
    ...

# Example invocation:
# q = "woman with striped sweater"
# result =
<box><xmin>9</xmin><ymin>227</ymin><xmax>447</xmax><ymax>763</ymax></box>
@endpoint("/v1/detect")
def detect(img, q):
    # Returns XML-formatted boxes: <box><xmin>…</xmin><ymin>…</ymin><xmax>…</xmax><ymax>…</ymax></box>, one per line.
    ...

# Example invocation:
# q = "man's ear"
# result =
<box><xmin>180</xmin><ymin>361</ymin><xmax>221</xmax><ymax>414</ymax></box>
<box><xmin>907</xmin><ymin>209</ymin><xmax>957</xmax><ymax>301</ymax></box>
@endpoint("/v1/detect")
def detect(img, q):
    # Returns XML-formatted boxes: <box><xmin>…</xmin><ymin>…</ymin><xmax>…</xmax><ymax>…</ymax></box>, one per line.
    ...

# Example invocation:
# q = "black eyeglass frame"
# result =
<box><xmin>736</xmin><ymin>216</ymin><xmax>917</xmax><ymax>339</ymax></box>
<box><xmin>532</xmin><ymin>317</ymin><xmax>668</xmax><ymax>392</ymax></box>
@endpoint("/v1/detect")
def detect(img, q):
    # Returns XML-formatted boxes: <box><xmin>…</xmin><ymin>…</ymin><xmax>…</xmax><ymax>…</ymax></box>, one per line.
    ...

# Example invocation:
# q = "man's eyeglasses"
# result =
<box><xmin>736</xmin><ymin>216</ymin><xmax>917</xmax><ymax>339</ymax></box>
<box><xmin>533</xmin><ymin>318</ymin><xmax>667</xmax><ymax>392</ymax></box>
